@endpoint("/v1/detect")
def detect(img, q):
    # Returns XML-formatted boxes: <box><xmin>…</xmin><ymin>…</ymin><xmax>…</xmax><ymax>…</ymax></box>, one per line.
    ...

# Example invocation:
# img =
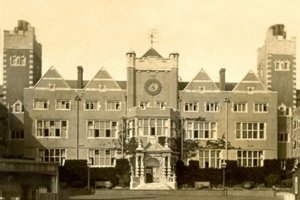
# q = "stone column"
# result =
<box><xmin>135</xmin><ymin>155</ymin><xmax>139</xmax><ymax>176</ymax></box>
<box><xmin>50</xmin><ymin>175</ymin><xmax>58</xmax><ymax>193</ymax></box>
<box><xmin>161</xmin><ymin>156</ymin><xmax>166</xmax><ymax>182</ymax></box>
<box><xmin>140</xmin><ymin>155</ymin><xmax>144</xmax><ymax>183</ymax></box>
<box><xmin>167</xmin><ymin>156</ymin><xmax>171</xmax><ymax>180</ymax></box>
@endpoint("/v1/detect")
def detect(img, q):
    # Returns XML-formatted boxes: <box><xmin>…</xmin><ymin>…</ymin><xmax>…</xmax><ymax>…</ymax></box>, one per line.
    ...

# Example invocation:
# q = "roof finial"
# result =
<box><xmin>149</xmin><ymin>29</ymin><xmax>158</xmax><ymax>48</ymax></box>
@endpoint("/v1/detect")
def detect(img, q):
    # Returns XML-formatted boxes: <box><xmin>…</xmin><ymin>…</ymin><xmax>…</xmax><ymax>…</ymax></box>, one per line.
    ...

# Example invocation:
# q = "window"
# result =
<box><xmin>10</xmin><ymin>55</ymin><xmax>26</xmax><ymax>66</ymax></box>
<box><xmin>87</xmin><ymin>120</ymin><xmax>117</xmax><ymax>138</ymax></box>
<box><xmin>237</xmin><ymin>150</ymin><xmax>264</xmax><ymax>167</ymax></box>
<box><xmin>233</xmin><ymin>103</ymin><xmax>247</xmax><ymax>113</ymax></box>
<box><xmin>139</xmin><ymin>101</ymin><xmax>150</xmax><ymax>110</ymax></box>
<box><xmin>171</xmin><ymin>121</ymin><xmax>177</xmax><ymax>138</ymax></box>
<box><xmin>49</xmin><ymin>84</ymin><xmax>56</xmax><ymax>90</ymax></box>
<box><xmin>11</xmin><ymin>130</ymin><xmax>24</xmax><ymax>140</ymax></box>
<box><xmin>106</xmin><ymin>101</ymin><xmax>121</xmax><ymax>111</ymax></box>
<box><xmin>36</xmin><ymin>120</ymin><xmax>68</xmax><ymax>138</ymax></box>
<box><xmin>38</xmin><ymin>149</ymin><xmax>66</xmax><ymax>165</ymax></box>
<box><xmin>254</xmin><ymin>103</ymin><xmax>268</xmax><ymax>113</ymax></box>
<box><xmin>278</xmin><ymin>105</ymin><xmax>291</xmax><ymax>117</ymax></box>
<box><xmin>12</xmin><ymin>100</ymin><xmax>23</xmax><ymax>113</ymax></box>
<box><xmin>137</xmin><ymin>118</ymin><xmax>168</xmax><ymax>137</ymax></box>
<box><xmin>33</xmin><ymin>99</ymin><xmax>49</xmax><ymax>110</ymax></box>
<box><xmin>205</xmin><ymin>102</ymin><xmax>219</xmax><ymax>112</ymax></box>
<box><xmin>274</xmin><ymin>60</ymin><xmax>290</xmax><ymax>71</ymax></box>
<box><xmin>88</xmin><ymin>149</ymin><xmax>116</xmax><ymax>167</ymax></box>
<box><xmin>236</xmin><ymin>122</ymin><xmax>265</xmax><ymax>139</ymax></box>
<box><xmin>184</xmin><ymin>102</ymin><xmax>198</xmax><ymax>112</ymax></box>
<box><xmin>99</xmin><ymin>84</ymin><xmax>106</xmax><ymax>90</ymax></box>
<box><xmin>128</xmin><ymin>120</ymin><xmax>135</xmax><ymax>137</ymax></box>
<box><xmin>186</xmin><ymin>121</ymin><xmax>217</xmax><ymax>139</ymax></box>
<box><xmin>84</xmin><ymin>100</ymin><xmax>99</xmax><ymax>110</ymax></box>
<box><xmin>247</xmin><ymin>87</ymin><xmax>254</xmax><ymax>92</ymax></box>
<box><xmin>198</xmin><ymin>150</ymin><xmax>221</xmax><ymax>168</ymax></box>
<box><xmin>156</xmin><ymin>101</ymin><xmax>166</xmax><ymax>110</ymax></box>
<box><xmin>56</xmin><ymin>100</ymin><xmax>71</xmax><ymax>110</ymax></box>
<box><xmin>199</xmin><ymin>86</ymin><xmax>206</xmax><ymax>92</ymax></box>
<box><xmin>279</xmin><ymin>132</ymin><xmax>289</xmax><ymax>143</ymax></box>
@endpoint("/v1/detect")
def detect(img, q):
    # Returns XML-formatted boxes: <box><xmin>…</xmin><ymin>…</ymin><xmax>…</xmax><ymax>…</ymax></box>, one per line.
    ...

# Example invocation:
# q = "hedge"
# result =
<box><xmin>175</xmin><ymin>159</ymin><xmax>296</xmax><ymax>188</ymax></box>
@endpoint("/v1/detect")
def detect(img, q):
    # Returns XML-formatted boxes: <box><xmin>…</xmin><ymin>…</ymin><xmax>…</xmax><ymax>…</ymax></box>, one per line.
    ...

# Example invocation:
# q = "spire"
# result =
<box><xmin>149</xmin><ymin>29</ymin><xmax>158</xmax><ymax>48</ymax></box>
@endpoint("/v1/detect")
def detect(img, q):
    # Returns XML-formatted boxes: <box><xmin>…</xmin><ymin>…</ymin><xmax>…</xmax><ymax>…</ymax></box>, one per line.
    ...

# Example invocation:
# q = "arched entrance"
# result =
<box><xmin>145</xmin><ymin>158</ymin><xmax>160</xmax><ymax>183</ymax></box>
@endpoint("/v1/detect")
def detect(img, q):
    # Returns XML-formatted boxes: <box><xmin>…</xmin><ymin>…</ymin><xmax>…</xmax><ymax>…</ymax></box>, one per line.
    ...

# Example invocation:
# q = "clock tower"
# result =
<box><xmin>126</xmin><ymin>48</ymin><xmax>179</xmax><ymax>110</ymax></box>
<box><xmin>126</xmin><ymin>48</ymin><xmax>180</xmax><ymax>189</ymax></box>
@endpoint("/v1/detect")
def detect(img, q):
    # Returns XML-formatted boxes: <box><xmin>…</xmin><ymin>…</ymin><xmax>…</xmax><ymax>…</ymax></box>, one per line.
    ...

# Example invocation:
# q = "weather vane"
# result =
<box><xmin>149</xmin><ymin>29</ymin><xmax>158</xmax><ymax>48</ymax></box>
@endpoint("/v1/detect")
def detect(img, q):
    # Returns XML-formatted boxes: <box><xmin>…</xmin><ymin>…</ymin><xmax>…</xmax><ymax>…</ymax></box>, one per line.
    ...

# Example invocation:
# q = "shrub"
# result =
<box><xmin>60</xmin><ymin>160</ymin><xmax>87</xmax><ymax>186</ymax></box>
<box><xmin>264</xmin><ymin>174</ymin><xmax>280</xmax><ymax>187</ymax></box>
<box><xmin>115</xmin><ymin>158</ymin><xmax>130</xmax><ymax>187</ymax></box>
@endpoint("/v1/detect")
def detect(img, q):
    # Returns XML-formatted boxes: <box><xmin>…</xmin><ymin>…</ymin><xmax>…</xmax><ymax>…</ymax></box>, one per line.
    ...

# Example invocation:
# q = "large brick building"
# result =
<box><xmin>0</xmin><ymin>21</ymin><xmax>296</xmax><ymax>189</ymax></box>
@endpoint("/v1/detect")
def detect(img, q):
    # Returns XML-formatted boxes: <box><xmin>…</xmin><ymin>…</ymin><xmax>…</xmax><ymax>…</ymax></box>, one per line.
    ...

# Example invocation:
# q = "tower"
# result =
<box><xmin>257</xmin><ymin>24</ymin><xmax>296</xmax><ymax>108</ymax></box>
<box><xmin>257</xmin><ymin>24</ymin><xmax>296</xmax><ymax>159</ymax></box>
<box><xmin>3</xmin><ymin>20</ymin><xmax>42</xmax><ymax>106</ymax></box>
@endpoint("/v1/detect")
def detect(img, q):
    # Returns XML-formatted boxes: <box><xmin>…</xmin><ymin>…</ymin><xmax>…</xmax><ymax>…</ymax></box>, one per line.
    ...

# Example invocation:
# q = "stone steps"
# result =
<box><xmin>134</xmin><ymin>183</ymin><xmax>172</xmax><ymax>190</ymax></box>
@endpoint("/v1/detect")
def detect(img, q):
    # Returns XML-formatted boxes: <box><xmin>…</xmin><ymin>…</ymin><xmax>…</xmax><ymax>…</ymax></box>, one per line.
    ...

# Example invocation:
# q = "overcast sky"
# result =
<box><xmin>0</xmin><ymin>0</ymin><xmax>300</xmax><ymax>86</ymax></box>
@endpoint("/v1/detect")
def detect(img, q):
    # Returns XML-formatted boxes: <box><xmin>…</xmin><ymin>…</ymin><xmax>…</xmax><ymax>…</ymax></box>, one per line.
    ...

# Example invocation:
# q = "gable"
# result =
<box><xmin>34</xmin><ymin>66</ymin><xmax>70</xmax><ymax>89</ymax></box>
<box><xmin>84</xmin><ymin>68</ymin><xmax>121</xmax><ymax>91</ymax></box>
<box><xmin>233</xmin><ymin>70</ymin><xmax>267</xmax><ymax>92</ymax></box>
<box><xmin>184</xmin><ymin>68</ymin><xmax>220</xmax><ymax>92</ymax></box>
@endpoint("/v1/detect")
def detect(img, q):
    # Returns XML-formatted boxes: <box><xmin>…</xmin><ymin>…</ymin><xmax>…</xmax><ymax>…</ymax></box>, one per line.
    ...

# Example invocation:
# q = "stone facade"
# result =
<box><xmin>0</xmin><ymin>21</ymin><xmax>297</xmax><ymax>189</ymax></box>
<box><xmin>258</xmin><ymin>24</ymin><xmax>296</xmax><ymax>159</ymax></box>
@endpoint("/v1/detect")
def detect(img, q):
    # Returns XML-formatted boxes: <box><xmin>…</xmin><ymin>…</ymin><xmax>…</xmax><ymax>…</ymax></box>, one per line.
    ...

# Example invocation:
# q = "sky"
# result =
<box><xmin>0</xmin><ymin>0</ymin><xmax>300</xmax><ymax>86</ymax></box>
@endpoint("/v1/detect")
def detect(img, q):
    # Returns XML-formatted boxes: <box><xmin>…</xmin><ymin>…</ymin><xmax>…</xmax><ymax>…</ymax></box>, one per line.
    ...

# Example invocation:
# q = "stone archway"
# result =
<box><xmin>145</xmin><ymin>158</ymin><xmax>160</xmax><ymax>183</ymax></box>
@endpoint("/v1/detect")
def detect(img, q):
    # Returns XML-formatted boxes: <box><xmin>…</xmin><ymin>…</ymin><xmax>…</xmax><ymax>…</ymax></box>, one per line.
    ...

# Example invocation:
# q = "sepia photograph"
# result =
<box><xmin>0</xmin><ymin>0</ymin><xmax>300</xmax><ymax>199</ymax></box>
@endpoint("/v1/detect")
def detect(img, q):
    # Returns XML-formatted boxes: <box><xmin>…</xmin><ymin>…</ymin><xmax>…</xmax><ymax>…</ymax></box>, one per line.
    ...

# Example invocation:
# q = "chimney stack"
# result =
<box><xmin>77</xmin><ymin>66</ymin><xmax>83</xmax><ymax>89</ymax></box>
<box><xmin>219</xmin><ymin>68</ymin><xmax>226</xmax><ymax>91</ymax></box>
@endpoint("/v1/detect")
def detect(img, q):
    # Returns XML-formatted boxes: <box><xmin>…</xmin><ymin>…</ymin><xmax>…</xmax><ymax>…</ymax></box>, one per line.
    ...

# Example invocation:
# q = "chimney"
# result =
<box><xmin>219</xmin><ymin>68</ymin><xmax>226</xmax><ymax>91</ymax></box>
<box><xmin>77</xmin><ymin>66</ymin><xmax>83</xmax><ymax>89</ymax></box>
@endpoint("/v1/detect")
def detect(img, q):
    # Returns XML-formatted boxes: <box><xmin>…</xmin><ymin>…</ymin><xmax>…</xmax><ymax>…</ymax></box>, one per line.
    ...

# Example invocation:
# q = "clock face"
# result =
<box><xmin>144</xmin><ymin>79</ymin><xmax>162</xmax><ymax>96</ymax></box>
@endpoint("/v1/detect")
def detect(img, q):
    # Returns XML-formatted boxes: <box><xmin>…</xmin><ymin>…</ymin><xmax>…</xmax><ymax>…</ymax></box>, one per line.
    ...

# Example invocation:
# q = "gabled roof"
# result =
<box><xmin>34</xmin><ymin>66</ymin><xmax>71</xmax><ymax>89</ymax></box>
<box><xmin>66</xmin><ymin>80</ymin><xmax>89</xmax><ymax>89</ymax></box>
<box><xmin>232</xmin><ymin>70</ymin><xmax>267</xmax><ymax>92</ymax></box>
<box><xmin>183</xmin><ymin>68</ymin><xmax>220</xmax><ymax>92</ymax></box>
<box><xmin>141</xmin><ymin>48</ymin><xmax>163</xmax><ymax>58</ymax></box>
<box><xmin>144</xmin><ymin>142</ymin><xmax>171</xmax><ymax>152</ymax></box>
<box><xmin>84</xmin><ymin>68</ymin><xmax>121</xmax><ymax>90</ymax></box>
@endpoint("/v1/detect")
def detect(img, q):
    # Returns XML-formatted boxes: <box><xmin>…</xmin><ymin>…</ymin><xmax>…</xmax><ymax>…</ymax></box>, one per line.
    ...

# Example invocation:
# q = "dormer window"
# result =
<box><xmin>12</xmin><ymin>100</ymin><xmax>24</xmax><ymax>113</ymax></box>
<box><xmin>278</xmin><ymin>104</ymin><xmax>291</xmax><ymax>117</ymax></box>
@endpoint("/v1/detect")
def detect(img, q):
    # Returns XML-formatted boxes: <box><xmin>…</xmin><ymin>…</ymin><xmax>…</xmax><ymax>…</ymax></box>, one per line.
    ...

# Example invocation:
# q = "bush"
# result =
<box><xmin>280</xmin><ymin>178</ymin><xmax>293</xmax><ymax>188</ymax></box>
<box><xmin>115</xmin><ymin>159</ymin><xmax>130</xmax><ymax>187</ymax></box>
<box><xmin>90</xmin><ymin>168</ymin><xmax>118</xmax><ymax>186</ymax></box>
<box><xmin>60</xmin><ymin>160</ymin><xmax>87</xmax><ymax>187</ymax></box>
<box><xmin>242</xmin><ymin>181</ymin><xmax>255</xmax><ymax>189</ymax></box>
<box><xmin>264</xmin><ymin>174</ymin><xmax>280</xmax><ymax>187</ymax></box>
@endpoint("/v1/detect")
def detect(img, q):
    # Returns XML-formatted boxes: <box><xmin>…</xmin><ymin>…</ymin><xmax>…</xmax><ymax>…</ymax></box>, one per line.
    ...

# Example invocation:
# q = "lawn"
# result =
<box><xmin>67</xmin><ymin>189</ymin><xmax>283</xmax><ymax>200</ymax></box>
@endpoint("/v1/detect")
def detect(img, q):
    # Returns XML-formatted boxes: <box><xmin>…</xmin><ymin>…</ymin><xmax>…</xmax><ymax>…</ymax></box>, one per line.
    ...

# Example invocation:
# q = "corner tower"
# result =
<box><xmin>3</xmin><ymin>20</ymin><xmax>42</xmax><ymax>106</ymax></box>
<box><xmin>258</xmin><ymin>24</ymin><xmax>296</xmax><ymax>159</ymax></box>
<box><xmin>257</xmin><ymin>24</ymin><xmax>296</xmax><ymax>108</ymax></box>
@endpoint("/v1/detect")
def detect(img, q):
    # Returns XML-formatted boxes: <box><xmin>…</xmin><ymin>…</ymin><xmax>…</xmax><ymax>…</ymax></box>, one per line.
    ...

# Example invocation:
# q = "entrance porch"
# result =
<box><xmin>129</xmin><ymin>141</ymin><xmax>178</xmax><ymax>190</ymax></box>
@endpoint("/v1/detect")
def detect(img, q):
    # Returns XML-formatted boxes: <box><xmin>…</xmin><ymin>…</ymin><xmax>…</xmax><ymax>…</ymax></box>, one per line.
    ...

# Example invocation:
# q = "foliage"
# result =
<box><xmin>176</xmin><ymin>159</ymin><xmax>296</xmax><ymax>188</ymax></box>
<box><xmin>115</xmin><ymin>158</ymin><xmax>131</xmax><ymax>187</ymax></box>
<box><xmin>264</xmin><ymin>174</ymin><xmax>280</xmax><ymax>187</ymax></box>
<box><xmin>183</xmin><ymin>139</ymin><xmax>199</xmax><ymax>159</ymax></box>
<box><xmin>59</xmin><ymin>160</ymin><xmax>87</xmax><ymax>186</ymax></box>
<box><xmin>205</xmin><ymin>138</ymin><xmax>236</xmax><ymax>149</ymax></box>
